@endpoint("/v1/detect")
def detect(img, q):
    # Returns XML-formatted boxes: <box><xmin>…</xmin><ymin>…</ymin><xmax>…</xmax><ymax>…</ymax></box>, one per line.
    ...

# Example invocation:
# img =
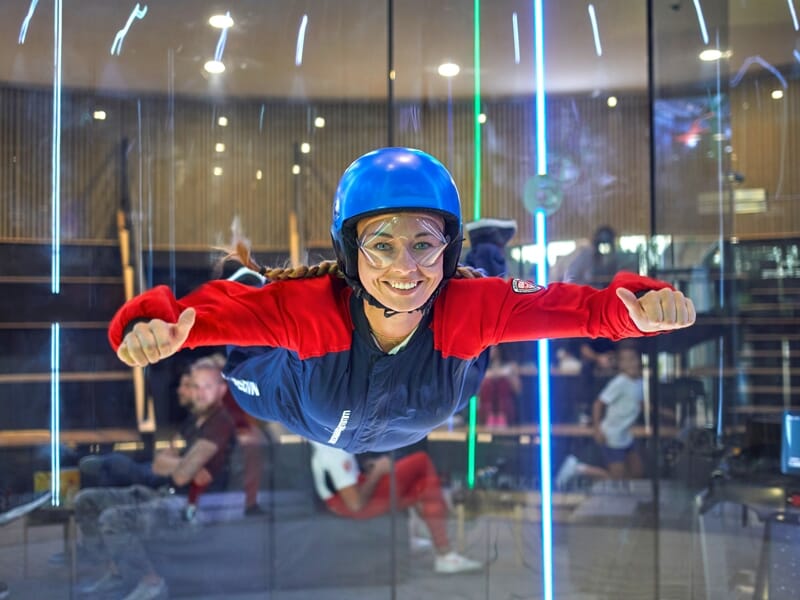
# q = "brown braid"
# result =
<box><xmin>216</xmin><ymin>238</ymin><xmax>345</xmax><ymax>281</ymax></box>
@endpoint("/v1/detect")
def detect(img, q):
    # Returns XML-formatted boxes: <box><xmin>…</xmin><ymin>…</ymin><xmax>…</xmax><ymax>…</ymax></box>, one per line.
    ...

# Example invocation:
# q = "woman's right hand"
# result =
<box><xmin>117</xmin><ymin>308</ymin><xmax>196</xmax><ymax>367</ymax></box>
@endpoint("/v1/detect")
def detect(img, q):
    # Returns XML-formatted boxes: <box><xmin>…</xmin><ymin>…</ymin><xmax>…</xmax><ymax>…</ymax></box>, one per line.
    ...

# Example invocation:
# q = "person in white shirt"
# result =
<box><xmin>309</xmin><ymin>441</ymin><xmax>482</xmax><ymax>574</ymax></box>
<box><xmin>556</xmin><ymin>345</ymin><xmax>644</xmax><ymax>488</ymax></box>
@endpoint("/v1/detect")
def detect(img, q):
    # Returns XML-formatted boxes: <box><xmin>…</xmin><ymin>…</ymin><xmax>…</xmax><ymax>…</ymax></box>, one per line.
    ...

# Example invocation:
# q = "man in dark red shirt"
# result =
<box><xmin>73</xmin><ymin>356</ymin><xmax>235</xmax><ymax>600</ymax></box>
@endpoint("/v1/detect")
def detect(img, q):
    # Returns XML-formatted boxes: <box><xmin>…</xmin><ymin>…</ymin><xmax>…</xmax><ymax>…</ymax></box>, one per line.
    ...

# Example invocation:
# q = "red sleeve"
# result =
<box><xmin>435</xmin><ymin>272</ymin><xmax>673</xmax><ymax>359</ymax></box>
<box><xmin>107</xmin><ymin>276</ymin><xmax>354</xmax><ymax>358</ymax></box>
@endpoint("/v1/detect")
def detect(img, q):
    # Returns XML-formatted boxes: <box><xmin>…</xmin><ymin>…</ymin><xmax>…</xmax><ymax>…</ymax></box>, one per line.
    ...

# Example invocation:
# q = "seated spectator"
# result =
<box><xmin>309</xmin><ymin>441</ymin><xmax>482</xmax><ymax>574</ymax></box>
<box><xmin>556</xmin><ymin>345</ymin><xmax>644</xmax><ymax>489</ymax></box>
<box><xmin>73</xmin><ymin>355</ymin><xmax>235</xmax><ymax>600</ymax></box>
<box><xmin>78</xmin><ymin>370</ymin><xmax>199</xmax><ymax>490</ymax></box>
<box><xmin>477</xmin><ymin>345</ymin><xmax>520</xmax><ymax>427</ymax></box>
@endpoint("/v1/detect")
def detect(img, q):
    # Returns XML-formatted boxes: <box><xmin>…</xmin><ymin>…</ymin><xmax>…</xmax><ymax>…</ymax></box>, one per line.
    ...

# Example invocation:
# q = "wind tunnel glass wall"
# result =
<box><xmin>2</xmin><ymin>1</ymin><xmax>799</xmax><ymax>599</ymax></box>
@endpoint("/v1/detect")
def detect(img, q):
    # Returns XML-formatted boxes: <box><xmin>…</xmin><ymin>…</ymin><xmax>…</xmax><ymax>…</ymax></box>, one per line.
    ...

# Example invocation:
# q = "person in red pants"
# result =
<box><xmin>309</xmin><ymin>441</ymin><xmax>482</xmax><ymax>574</ymax></box>
<box><xmin>221</xmin><ymin>387</ymin><xmax>270</xmax><ymax>516</ymax></box>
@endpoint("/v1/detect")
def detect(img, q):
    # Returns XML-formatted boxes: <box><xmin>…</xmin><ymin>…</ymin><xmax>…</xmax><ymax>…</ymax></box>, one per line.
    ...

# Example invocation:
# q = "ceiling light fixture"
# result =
<box><xmin>300</xmin><ymin>142</ymin><xmax>311</xmax><ymax>154</ymax></box>
<box><xmin>93</xmin><ymin>110</ymin><xmax>107</xmax><ymax>121</ymax></box>
<box><xmin>209</xmin><ymin>14</ymin><xmax>234</xmax><ymax>29</ymax></box>
<box><xmin>204</xmin><ymin>60</ymin><xmax>225</xmax><ymax>74</ymax></box>
<box><xmin>217</xmin><ymin>116</ymin><xmax>228</xmax><ymax>127</ymax></box>
<box><xmin>314</xmin><ymin>116</ymin><xmax>326</xmax><ymax>128</ymax></box>
<box><xmin>512</xmin><ymin>12</ymin><xmax>521</xmax><ymax>65</ymax></box>
<box><xmin>478</xmin><ymin>113</ymin><xmax>487</xmax><ymax>124</ymax></box>
<box><xmin>788</xmin><ymin>0</ymin><xmax>799</xmax><ymax>31</ymax></box>
<box><xmin>437</xmin><ymin>62</ymin><xmax>460</xmax><ymax>77</ymax></box>
<box><xmin>215</xmin><ymin>143</ymin><xmax>225</xmax><ymax>153</ymax></box>
<box><xmin>692</xmin><ymin>0</ymin><xmax>709</xmax><ymax>45</ymax></box>
<box><xmin>771</xmin><ymin>89</ymin><xmax>784</xmax><ymax>99</ymax></box>
<box><xmin>607</xmin><ymin>96</ymin><xmax>618</xmax><ymax>108</ymax></box>
<box><xmin>295</xmin><ymin>14</ymin><xmax>309</xmax><ymax>66</ymax></box>
<box><xmin>588</xmin><ymin>4</ymin><xmax>602</xmax><ymax>57</ymax></box>
<box><xmin>699</xmin><ymin>48</ymin><xmax>723</xmax><ymax>61</ymax></box>
<box><xmin>213</xmin><ymin>166</ymin><xmax>223</xmax><ymax>176</ymax></box>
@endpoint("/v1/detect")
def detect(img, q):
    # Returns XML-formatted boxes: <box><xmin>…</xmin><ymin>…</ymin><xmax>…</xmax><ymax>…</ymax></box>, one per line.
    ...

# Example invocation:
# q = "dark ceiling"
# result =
<box><xmin>1</xmin><ymin>0</ymin><xmax>797</xmax><ymax>100</ymax></box>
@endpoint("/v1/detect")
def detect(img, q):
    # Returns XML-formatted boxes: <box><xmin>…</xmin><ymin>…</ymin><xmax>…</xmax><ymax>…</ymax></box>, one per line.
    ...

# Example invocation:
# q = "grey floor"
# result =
<box><xmin>0</xmin><ymin>482</ymin><xmax>772</xmax><ymax>600</ymax></box>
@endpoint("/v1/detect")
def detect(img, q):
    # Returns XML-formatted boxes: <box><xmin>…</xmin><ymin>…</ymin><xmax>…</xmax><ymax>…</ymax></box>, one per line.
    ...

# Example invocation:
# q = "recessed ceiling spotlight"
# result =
<box><xmin>292</xmin><ymin>164</ymin><xmax>301</xmax><ymax>175</ymax></box>
<box><xmin>314</xmin><ymin>117</ymin><xmax>326</xmax><ymax>128</ymax></box>
<box><xmin>478</xmin><ymin>113</ymin><xmax>487</xmax><ymax>124</ymax></box>
<box><xmin>699</xmin><ymin>49</ymin><xmax>723</xmax><ymax>61</ymax></box>
<box><xmin>93</xmin><ymin>110</ymin><xmax>107</xmax><ymax>121</ymax></box>
<box><xmin>204</xmin><ymin>60</ymin><xmax>225</xmax><ymax>74</ymax></box>
<box><xmin>300</xmin><ymin>142</ymin><xmax>311</xmax><ymax>154</ymax></box>
<box><xmin>437</xmin><ymin>62</ymin><xmax>460</xmax><ymax>77</ymax></box>
<box><xmin>217</xmin><ymin>116</ymin><xmax>228</xmax><ymax>127</ymax></box>
<box><xmin>215</xmin><ymin>143</ymin><xmax>226</xmax><ymax>153</ymax></box>
<box><xmin>213</xmin><ymin>166</ymin><xmax>223</xmax><ymax>176</ymax></box>
<box><xmin>209</xmin><ymin>14</ymin><xmax>234</xmax><ymax>29</ymax></box>
<box><xmin>771</xmin><ymin>89</ymin><xmax>784</xmax><ymax>100</ymax></box>
<box><xmin>607</xmin><ymin>96</ymin><xmax>618</xmax><ymax>108</ymax></box>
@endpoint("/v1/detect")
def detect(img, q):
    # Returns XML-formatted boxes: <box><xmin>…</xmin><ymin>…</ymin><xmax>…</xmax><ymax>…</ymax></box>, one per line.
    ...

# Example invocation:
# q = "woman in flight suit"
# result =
<box><xmin>109</xmin><ymin>147</ymin><xmax>695</xmax><ymax>453</ymax></box>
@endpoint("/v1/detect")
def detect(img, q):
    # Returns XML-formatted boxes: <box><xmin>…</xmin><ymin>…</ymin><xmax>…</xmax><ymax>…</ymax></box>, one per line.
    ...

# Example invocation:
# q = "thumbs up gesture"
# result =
<box><xmin>616</xmin><ymin>288</ymin><xmax>696</xmax><ymax>333</ymax></box>
<box><xmin>117</xmin><ymin>308</ymin><xmax>196</xmax><ymax>367</ymax></box>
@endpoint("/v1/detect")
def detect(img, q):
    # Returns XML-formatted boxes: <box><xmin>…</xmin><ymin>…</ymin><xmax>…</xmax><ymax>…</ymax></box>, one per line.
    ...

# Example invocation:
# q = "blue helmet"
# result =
<box><xmin>331</xmin><ymin>147</ymin><xmax>463</xmax><ymax>282</ymax></box>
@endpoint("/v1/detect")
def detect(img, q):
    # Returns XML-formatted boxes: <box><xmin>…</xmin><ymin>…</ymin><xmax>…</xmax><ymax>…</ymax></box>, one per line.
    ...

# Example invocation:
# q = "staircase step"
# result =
<box><xmin>0</xmin><ymin>241</ymin><xmax>121</xmax><ymax>278</ymax></box>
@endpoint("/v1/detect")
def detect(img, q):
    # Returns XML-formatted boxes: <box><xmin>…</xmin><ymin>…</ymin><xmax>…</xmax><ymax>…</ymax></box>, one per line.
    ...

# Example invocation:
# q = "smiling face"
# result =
<box><xmin>355</xmin><ymin>212</ymin><xmax>446</xmax><ymax>313</ymax></box>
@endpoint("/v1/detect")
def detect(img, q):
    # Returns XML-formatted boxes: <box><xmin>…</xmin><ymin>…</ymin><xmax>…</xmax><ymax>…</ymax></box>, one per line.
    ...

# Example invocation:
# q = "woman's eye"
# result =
<box><xmin>413</xmin><ymin>241</ymin><xmax>434</xmax><ymax>250</ymax></box>
<box><xmin>373</xmin><ymin>242</ymin><xmax>393</xmax><ymax>252</ymax></box>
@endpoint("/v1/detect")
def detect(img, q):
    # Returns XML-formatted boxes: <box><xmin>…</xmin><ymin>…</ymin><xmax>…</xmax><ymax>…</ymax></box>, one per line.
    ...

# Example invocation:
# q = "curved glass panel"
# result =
<box><xmin>2</xmin><ymin>2</ymin><xmax>798</xmax><ymax>599</ymax></box>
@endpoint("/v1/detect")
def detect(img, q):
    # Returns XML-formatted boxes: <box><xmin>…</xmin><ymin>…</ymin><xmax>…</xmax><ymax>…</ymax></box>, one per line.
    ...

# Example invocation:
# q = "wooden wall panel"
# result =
<box><xmin>0</xmin><ymin>81</ymin><xmax>797</xmax><ymax>252</ymax></box>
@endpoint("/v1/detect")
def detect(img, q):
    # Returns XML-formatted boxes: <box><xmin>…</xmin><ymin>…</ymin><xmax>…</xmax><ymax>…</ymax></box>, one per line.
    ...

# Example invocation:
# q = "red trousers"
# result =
<box><xmin>325</xmin><ymin>451</ymin><xmax>449</xmax><ymax>550</ymax></box>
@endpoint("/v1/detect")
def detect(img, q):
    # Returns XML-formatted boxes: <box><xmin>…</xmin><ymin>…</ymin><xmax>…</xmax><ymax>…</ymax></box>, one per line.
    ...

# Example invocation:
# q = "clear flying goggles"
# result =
<box><xmin>357</xmin><ymin>214</ymin><xmax>449</xmax><ymax>269</ymax></box>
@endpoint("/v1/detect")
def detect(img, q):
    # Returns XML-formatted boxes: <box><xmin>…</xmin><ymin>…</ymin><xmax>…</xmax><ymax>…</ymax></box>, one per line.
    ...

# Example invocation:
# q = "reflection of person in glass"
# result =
<box><xmin>109</xmin><ymin>147</ymin><xmax>696</xmax><ymax>453</ymax></box>
<box><xmin>563</xmin><ymin>225</ymin><xmax>638</xmax><ymax>288</ymax></box>
<box><xmin>556</xmin><ymin>345</ymin><xmax>645</xmax><ymax>488</ymax></box>
<box><xmin>309</xmin><ymin>441</ymin><xmax>482</xmax><ymax>574</ymax></box>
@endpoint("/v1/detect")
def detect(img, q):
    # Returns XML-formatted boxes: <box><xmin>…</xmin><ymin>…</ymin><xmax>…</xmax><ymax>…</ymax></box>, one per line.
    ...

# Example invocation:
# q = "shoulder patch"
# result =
<box><xmin>511</xmin><ymin>279</ymin><xmax>544</xmax><ymax>294</ymax></box>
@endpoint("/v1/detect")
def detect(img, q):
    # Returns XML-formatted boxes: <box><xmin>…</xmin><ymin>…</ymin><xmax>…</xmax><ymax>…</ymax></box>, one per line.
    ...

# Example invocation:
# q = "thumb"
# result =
<box><xmin>172</xmin><ymin>308</ymin><xmax>196</xmax><ymax>345</ymax></box>
<box><xmin>616</xmin><ymin>287</ymin><xmax>645</xmax><ymax>319</ymax></box>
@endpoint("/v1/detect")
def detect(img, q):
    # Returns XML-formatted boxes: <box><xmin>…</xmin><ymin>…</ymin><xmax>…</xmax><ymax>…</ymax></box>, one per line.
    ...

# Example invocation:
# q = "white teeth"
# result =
<box><xmin>389</xmin><ymin>281</ymin><xmax>418</xmax><ymax>290</ymax></box>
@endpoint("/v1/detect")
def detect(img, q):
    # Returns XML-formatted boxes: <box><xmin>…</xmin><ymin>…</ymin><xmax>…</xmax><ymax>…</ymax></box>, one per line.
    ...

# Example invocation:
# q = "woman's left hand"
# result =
<box><xmin>616</xmin><ymin>287</ymin><xmax>696</xmax><ymax>333</ymax></box>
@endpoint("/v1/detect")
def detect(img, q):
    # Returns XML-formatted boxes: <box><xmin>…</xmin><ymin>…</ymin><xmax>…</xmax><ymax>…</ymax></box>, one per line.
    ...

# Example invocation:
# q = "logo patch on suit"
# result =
<box><xmin>512</xmin><ymin>279</ymin><xmax>543</xmax><ymax>294</ymax></box>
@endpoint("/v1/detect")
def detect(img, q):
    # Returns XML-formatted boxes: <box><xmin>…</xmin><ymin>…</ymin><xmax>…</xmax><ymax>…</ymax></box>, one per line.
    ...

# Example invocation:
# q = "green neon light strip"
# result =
<box><xmin>466</xmin><ymin>0</ymin><xmax>481</xmax><ymax>492</ymax></box>
<box><xmin>467</xmin><ymin>395</ymin><xmax>477</xmax><ymax>488</ymax></box>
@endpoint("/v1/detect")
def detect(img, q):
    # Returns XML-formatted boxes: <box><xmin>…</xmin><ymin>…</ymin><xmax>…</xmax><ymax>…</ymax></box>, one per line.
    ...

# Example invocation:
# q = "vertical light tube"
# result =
<box><xmin>50</xmin><ymin>0</ymin><xmax>62</xmax><ymax>294</ymax></box>
<box><xmin>466</xmin><ymin>0</ymin><xmax>482</xmax><ymax>491</ymax></box>
<box><xmin>535</xmin><ymin>210</ymin><xmax>552</xmax><ymax>600</ymax></box>
<box><xmin>532</xmin><ymin>1</ymin><xmax>553</xmax><ymax>599</ymax></box>
<box><xmin>49</xmin><ymin>0</ymin><xmax>63</xmax><ymax>507</ymax></box>
<box><xmin>50</xmin><ymin>323</ymin><xmax>61</xmax><ymax>506</ymax></box>
<box><xmin>467</xmin><ymin>394</ymin><xmax>478</xmax><ymax>488</ymax></box>
<box><xmin>473</xmin><ymin>0</ymin><xmax>482</xmax><ymax>218</ymax></box>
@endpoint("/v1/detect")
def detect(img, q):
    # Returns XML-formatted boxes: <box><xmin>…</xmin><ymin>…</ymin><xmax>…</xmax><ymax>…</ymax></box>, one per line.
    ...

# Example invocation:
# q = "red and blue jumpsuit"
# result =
<box><xmin>109</xmin><ymin>272</ymin><xmax>668</xmax><ymax>453</ymax></box>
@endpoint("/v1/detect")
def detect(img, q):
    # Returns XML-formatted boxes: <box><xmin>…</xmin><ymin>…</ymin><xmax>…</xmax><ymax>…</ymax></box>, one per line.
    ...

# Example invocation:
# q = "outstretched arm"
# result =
<box><xmin>108</xmin><ymin>281</ymin><xmax>291</xmax><ymax>366</ymax></box>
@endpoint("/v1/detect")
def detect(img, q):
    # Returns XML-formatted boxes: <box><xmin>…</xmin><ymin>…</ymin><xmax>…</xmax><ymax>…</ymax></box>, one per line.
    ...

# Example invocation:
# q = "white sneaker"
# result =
<box><xmin>555</xmin><ymin>454</ymin><xmax>579</xmax><ymax>490</ymax></box>
<box><xmin>434</xmin><ymin>551</ymin><xmax>483</xmax><ymax>574</ymax></box>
